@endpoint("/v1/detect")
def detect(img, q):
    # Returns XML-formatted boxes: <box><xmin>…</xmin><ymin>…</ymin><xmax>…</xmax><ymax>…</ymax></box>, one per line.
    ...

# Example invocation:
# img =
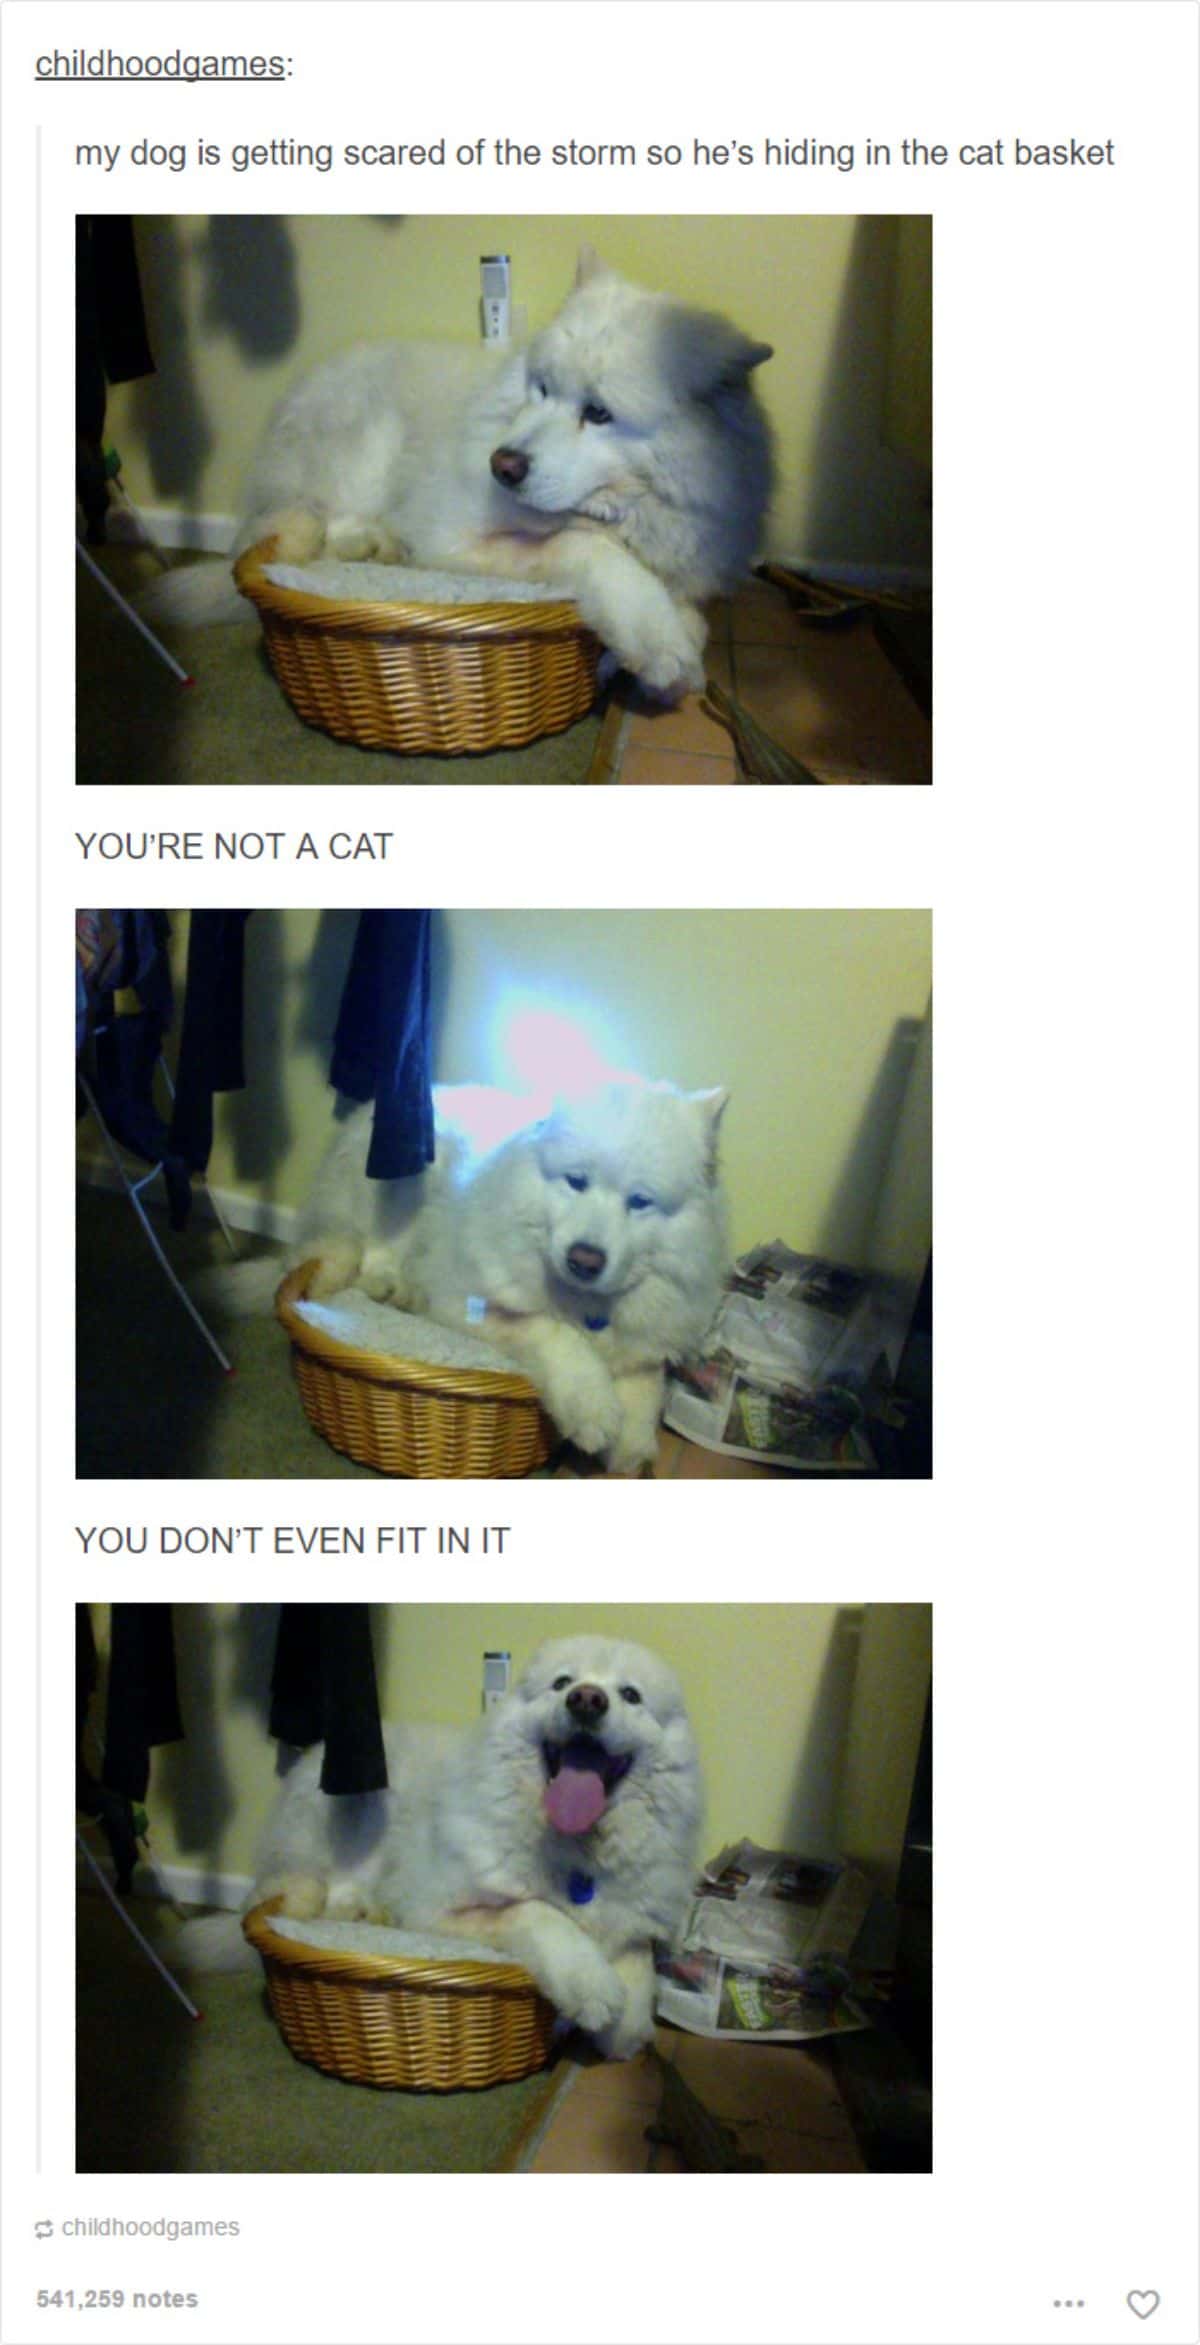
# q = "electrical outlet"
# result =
<box><xmin>482</xmin><ymin>1650</ymin><xmax>511</xmax><ymax>1710</ymax></box>
<box><xmin>479</xmin><ymin>254</ymin><xmax>511</xmax><ymax>343</ymax></box>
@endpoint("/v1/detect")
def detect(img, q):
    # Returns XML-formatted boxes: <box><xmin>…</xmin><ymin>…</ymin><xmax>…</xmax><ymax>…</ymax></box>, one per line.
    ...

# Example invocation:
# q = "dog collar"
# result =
<box><xmin>583</xmin><ymin>1313</ymin><xmax>609</xmax><ymax>1333</ymax></box>
<box><xmin>567</xmin><ymin>1869</ymin><xmax>596</xmax><ymax>1906</ymax></box>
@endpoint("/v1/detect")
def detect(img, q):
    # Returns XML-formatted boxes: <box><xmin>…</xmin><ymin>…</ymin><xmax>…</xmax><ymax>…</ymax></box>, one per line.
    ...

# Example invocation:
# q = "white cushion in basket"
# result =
<box><xmin>268</xmin><ymin>1914</ymin><xmax>513</xmax><ymax>1967</ymax></box>
<box><xmin>264</xmin><ymin>561</ymin><xmax>574</xmax><ymax>610</ymax></box>
<box><xmin>291</xmin><ymin>1289</ymin><xmax>520</xmax><ymax>1376</ymax></box>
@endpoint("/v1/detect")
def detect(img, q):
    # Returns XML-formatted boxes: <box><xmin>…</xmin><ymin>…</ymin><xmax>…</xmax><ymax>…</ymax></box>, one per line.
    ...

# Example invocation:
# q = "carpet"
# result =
<box><xmin>76</xmin><ymin>546</ymin><xmax>606</xmax><ymax>790</ymax></box>
<box><xmin>76</xmin><ymin>1187</ymin><xmax>383</xmax><ymax>1481</ymax></box>
<box><xmin>76</xmin><ymin>1890</ymin><xmax>575</xmax><ymax>2174</ymax></box>
<box><xmin>76</xmin><ymin>1185</ymin><xmax>585</xmax><ymax>1481</ymax></box>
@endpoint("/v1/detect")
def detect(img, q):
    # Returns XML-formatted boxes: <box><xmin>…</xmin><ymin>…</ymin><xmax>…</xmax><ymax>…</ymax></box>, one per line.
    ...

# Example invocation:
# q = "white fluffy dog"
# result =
<box><xmin>156</xmin><ymin>250</ymin><xmax>774</xmax><ymax>698</ymax></box>
<box><xmin>206</xmin><ymin>1636</ymin><xmax>703</xmax><ymax>2061</ymax></box>
<box><xmin>296</xmin><ymin>1079</ymin><xmax>730</xmax><ymax>1474</ymax></box>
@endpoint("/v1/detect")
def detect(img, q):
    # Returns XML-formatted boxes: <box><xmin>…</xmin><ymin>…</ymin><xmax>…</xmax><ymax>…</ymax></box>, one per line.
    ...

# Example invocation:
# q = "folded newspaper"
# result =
<box><xmin>662</xmin><ymin>1242</ymin><xmax>914</xmax><ymax>1470</ymax></box>
<box><xmin>655</xmin><ymin>1841</ymin><xmax>875</xmax><ymax>2042</ymax></box>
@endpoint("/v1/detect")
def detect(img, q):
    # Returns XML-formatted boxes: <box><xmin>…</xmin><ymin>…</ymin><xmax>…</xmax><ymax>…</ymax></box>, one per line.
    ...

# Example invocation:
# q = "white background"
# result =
<box><xmin>2</xmin><ymin>4</ymin><xmax>1197</xmax><ymax>2343</ymax></box>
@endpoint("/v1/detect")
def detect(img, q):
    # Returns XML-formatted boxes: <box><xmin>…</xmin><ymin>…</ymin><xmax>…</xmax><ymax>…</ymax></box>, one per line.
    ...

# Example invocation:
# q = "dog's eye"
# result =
<box><xmin>626</xmin><ymin>1192</ymin><xmax>655</xmax><ymax>1213</ymax></box>
<box><xmin>565</xmin><ymin>1173</ymin><xmax>589</xmax><ymax>1194</ymax></box>
<box><xmin>552</xmin><ymin>1674</ymin><xmax>573</xmax><ymax>1691</ymax></box>
<box><xmin>619</xmin><ymin>1684</ymin><xmax>642</xmax><ymax>1705</ymax></box>
<box><xmin>531</xmin><ymin>376</ymin><xmax>548</xmax><ymax>400</ymax></box>
<box><xmin>581</xmin><ymin>399</ymin><xmax>612</xmax><ymax>426</ymax></box>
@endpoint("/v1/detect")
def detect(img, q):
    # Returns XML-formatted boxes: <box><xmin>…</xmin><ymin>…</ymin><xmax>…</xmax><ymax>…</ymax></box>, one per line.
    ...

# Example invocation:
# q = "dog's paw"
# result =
<box><xmin>376</xmin><ymin>516</ymin><xmax>413</xmax><ymax>562</ymax></box>
<box><xmin>605</xmin><ymin>1422</ymin><xmax>660</xmax><ymax>1477</ymax></box>
<box><xmin>592</xmin><ymin>2004</ymin><xmax>656</xmax><ymax>2061</ymax></box>
<box><xmin>248</xmin><ymin>506</ymin><xmax>327</xmax><ymax>564</ymax></box>
<box><xmin>325</xmin><ymin>1885</ymin><xmax>389</xmax><ymax>1923</ymax></box>
<box><xmin>604</xmin><ymin>1372</ymin><xmax>666</xmax><ymax>1475</ymax></box>
<box><xmin>632</xmin><ymin>614</ymin><xmax>707</xmax><ymax>700</ymax></box>
<box><xmin>592</xmin><ymin>1951</ymin><xmax>658</xmax><ymax>2058</ymax></box>
<box><xmin>257</xmin><ymin>1872</ymin><xmax>328</xmax><ymax>1921</ymax></box>
<box><xmin>325</xmin><ymin>515</ymin><xmax>410</xmax><ymax>562</ymax></box>
<box><xmin>540</xmin><ymin>1941</ymin><xmax>626</xmax><ymax>2038</ymax></box>
<box><xmin>562</xmin><ymin>1396</ymin><xmax>624</xmax><ymax>1458</ymax></box>
<box><xmin>576</xmin><ymin>566</ymin><xmax>707</xmax><ymax>701</ymax></box>
<box><xmin>301</xmin><ymin>1234</ymin><xmax>363</xmax><ymax>1299</ymax></box>
<box><xmin>577</xmin><ymin>491</ymin><xmax>627</xmax><ymax>526</ymax></box>
<box><xmin>545</xmin><ymin>1367</ymin><xmax>623</xmax><ymax>1459</ymax></box>
<box><xmin>359</xmin><ymin>1254</ymin><xmax>401</xmax><ymax>1302</ymax></box>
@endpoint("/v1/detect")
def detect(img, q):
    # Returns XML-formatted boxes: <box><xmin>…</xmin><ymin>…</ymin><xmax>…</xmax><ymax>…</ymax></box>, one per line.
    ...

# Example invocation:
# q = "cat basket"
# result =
<box><xmin>276</xmin><ymin>1261</ymin><xmax>554</xmax><ymax>1478</ymax></box>
<box><xmin>242</xmin><ymin>1901</ymin><xmax>557</xmax><ymax>2092</ymax></box>
<box><xmin>234</xmin><ymin>539</ymin><xmax>601</xmax><ymax>754</ymax></box>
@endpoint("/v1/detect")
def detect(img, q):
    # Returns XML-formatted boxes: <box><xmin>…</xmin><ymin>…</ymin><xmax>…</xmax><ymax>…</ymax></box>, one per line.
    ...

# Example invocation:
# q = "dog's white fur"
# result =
<box><xmin>194</xmin><ymin>1636</ymin><xmax>703</xmax><ymax>2060</ymax></box>
<box><xmin>154</xmin><ymin>250</ymin><xmax>773</xmax><ymax>698</ymax></box>
<box><xmin>220</xmin><ymin>1078</ymin><xmax>729</xmax><ymax>1473</ymax></box>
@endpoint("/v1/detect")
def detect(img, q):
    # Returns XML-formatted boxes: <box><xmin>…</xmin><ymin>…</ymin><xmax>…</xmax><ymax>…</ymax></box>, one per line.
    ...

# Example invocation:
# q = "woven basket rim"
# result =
<box><xmin>234</xmin><ymin>537</ymin><xmax>591</xmax><ymax>643</ymax></box>
<box><xmin>243</xmin><ymin>1897</ymin><xmax>543</xmax><ymax>1996</ymax></box>
<box><xmin>276</xmin><ymin>1260</ymin><xmax>543</xmax><ymax>1403</ymax></box>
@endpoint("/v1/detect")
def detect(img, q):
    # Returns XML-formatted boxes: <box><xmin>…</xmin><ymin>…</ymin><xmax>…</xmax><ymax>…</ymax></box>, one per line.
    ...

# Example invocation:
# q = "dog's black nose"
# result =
<box><xmin>491</xmin><ymin>446</ymin><xmax>530</xmax><ymax>488</ymax></box>
<box><xmin>566</xmin><ymin>1682</ymin><xmax>609</xmax><ymax>1725</ymax></box>
<box><xmin>566</xmin><ymin>1243</ymin><xmax>606</xmax><ymax>1283</ymax></box>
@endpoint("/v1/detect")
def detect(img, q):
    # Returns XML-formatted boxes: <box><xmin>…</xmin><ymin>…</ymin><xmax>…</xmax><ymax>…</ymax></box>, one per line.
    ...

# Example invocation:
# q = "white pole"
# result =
<box><xmin>76</xmin><ymin>1831</ymin><xmax>203</xmax><ymax>2023</ymax></box>
<box><xmin>76</xmin><ymin>540</ymin><xmax>194</xmax><ymax>686</ymax></box>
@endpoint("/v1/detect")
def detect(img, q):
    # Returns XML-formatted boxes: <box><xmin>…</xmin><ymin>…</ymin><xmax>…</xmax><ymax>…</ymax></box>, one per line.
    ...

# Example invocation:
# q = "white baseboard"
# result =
<box><xmin>76</xmin><ymin>1152</ymin><xmax>298</xmax><ymax>1246</ymax></box>
<box><xmin>144</xmin><ymin>1861</ymin><xmax>254</xmax><ymax>1911</ymax></box>
<box><xmin>78</xmin><ymin>1844</ymin><xmax>253</xmax><ymax>1911</ymax></box>
<box><xmin>211</xmin><ymin>1186</ymin><xmax>297</xmax><ymax>1244</ymax></box>
<box><xmin>106</xmin><ymin>504</ymin><xmax>237</xmax><ymax>556</ymax></box>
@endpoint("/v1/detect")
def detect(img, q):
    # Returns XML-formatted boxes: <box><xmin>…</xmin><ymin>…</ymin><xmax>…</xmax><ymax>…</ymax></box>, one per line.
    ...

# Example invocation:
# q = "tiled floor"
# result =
<box><xmin>525</xmin><ymin>2027</ymin><xmax>866</xmax><ymax>2173</ymax></box>
<box><xmin>592</xmin><ymin>580</ymin><xmax>931</xmax><ymax>787</ymax></box>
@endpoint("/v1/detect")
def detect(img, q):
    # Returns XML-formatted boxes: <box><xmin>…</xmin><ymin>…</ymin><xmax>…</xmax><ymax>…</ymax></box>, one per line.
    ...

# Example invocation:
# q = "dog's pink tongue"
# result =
<box><xmin>543</xmin><ymin>1762</ymin><xmax>607</xmax><ymax>1836</ymax></box>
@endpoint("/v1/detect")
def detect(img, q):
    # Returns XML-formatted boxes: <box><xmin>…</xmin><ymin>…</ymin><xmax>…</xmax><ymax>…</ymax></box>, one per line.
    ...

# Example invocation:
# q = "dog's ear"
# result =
<box><xmin>575</xmin><ymin>244</ymin><xmax>609</xmax><ymax>289</ymax></box>
<box><xmin>667</xmin><ymin>307</ymin><xmax>773</xmax><ymax>400</ymax></box>
<box><xmin>691</xmin><ymin>1086</ymin><xmax>730</xmax><ymax>1127</ymax></box>
<box><xmin>691</xmin><ymin>1087</ymin><xmax>730</xmax><ymax>1178</ymax></box>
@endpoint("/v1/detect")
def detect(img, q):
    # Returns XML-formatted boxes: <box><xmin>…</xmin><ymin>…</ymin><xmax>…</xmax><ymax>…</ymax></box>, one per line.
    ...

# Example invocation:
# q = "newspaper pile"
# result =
<box><xmin>654</xmin><ymin>1841</ymin><xmax>875</xmax><ymax>2042</ymax></box>
<box><xmin>662</xmin><ymin>1242</ymin><xmax>914</xmax><ymax>1470</ymax></box>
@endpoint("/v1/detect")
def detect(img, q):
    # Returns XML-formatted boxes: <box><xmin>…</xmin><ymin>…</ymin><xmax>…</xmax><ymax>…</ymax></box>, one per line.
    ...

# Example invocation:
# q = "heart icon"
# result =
<box><xmin>1127</xmin><ymin>2293</ymin><xmax>1160</xmax><ymax>2321</ymax></box>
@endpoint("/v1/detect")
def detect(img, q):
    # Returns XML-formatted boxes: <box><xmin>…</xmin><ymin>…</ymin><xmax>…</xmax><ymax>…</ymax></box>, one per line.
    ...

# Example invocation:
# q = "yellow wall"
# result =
<box><xmin>79</xmin><ymin>909</ymin><xmax>932</xmax><ymax>1264</ymax></box>
<box><xmin>82</xmin><ymin>1603</ymin><xmax>932</xmax><ymax>1891</ymax></box>
<box><xmin>106</xmin><ymin>215</ymin><xmax>931</xmax><ymax>568</ymax></box>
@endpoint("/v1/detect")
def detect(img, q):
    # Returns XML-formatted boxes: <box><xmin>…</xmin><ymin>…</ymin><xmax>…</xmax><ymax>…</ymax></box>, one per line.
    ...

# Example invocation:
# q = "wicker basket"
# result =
<box><xmin>243</xmin><ymin>1901</ymin><xmax>557</xmax><ymax>2092</ymax></box>
<box><xmin>234</xmin><ymin>539</ymin><xmax>601</xmax><ymax>753</ymax></box>
<box><xmin>276</xmin><ymin>1261</ymin><xmax>554</xmax><ymax>1478</ymax></box>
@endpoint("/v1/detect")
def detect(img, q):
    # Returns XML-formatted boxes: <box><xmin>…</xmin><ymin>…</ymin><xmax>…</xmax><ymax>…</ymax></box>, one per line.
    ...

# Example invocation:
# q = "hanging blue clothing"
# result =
<box><xmin>76</xmin><ymin>909</ymin><xmax>194</xmax><ymax>1227</ymax></box>
<box><xmin>167</xmin><ymin>910</ymin><xmax>251</xmax><ymax>1173</ymax></box>
<box><xmin>269</xmin><ymin>1605</ymin><xmax>388</xmax><ymax>1796</ymax></box>
<box><xmin>329</xmin><ymin>910</ymin><xmax>435</xmax><ymax>1181</ymax></box>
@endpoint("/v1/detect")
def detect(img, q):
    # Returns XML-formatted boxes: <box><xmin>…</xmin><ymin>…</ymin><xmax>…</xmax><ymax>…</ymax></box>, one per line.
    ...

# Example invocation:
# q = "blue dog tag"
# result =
<box><xmin>584</xmin><ymin>1314</ymin><xmax>609</xmax><ymax>1333</ymax></box>
<box><xmin>568</xmin><ymin>1870</ymin><xmax>596</xmax><ymax>1906</ymax></box>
